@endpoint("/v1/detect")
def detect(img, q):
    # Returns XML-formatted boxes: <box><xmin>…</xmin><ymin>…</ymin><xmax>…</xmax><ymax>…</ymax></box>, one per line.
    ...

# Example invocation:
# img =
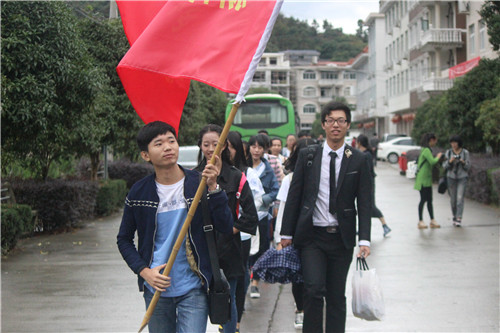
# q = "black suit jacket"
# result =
<box><xmin>281</xmin><ymin>143</ymin><xmax>372</xmax><ymax>249</ymax></box>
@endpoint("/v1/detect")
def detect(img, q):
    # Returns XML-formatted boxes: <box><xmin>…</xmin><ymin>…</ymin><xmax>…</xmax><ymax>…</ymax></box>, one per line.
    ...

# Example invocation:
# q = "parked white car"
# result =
<box><xmin>178</xmin><ymin>145</ymin><xmax>200</xmax><ymax>169</ymax></box>
<box><xmin>377</xmin><ymin>137</ymin><xmax>420</xmax><ymax>164</ymax></box>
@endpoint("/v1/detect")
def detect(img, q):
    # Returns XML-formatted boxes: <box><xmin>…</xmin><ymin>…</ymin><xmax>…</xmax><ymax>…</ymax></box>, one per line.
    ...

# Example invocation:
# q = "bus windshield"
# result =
<box><xmin>233</xmin><ymin>100</ymin><xmax>288</xmax><ymax>129</ymax></box>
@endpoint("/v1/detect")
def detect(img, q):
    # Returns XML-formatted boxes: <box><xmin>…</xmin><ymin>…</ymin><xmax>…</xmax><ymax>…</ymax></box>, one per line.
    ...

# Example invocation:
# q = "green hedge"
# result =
<box><xmin>1</xmin><ymin>204</ymin><xmax>33</xmax><ymax>254</ymax></box>
<box><xmin>488</xmin><ymin>167</ymin><xmax>500</xmax><ymax>206</ymax></box>
<box><xmin>11</xmin><ymin>179</ymin><xmax>99</xmax><ymax>231</ymax></box>
<box><xmin>95</xmin><ymin>179</ymin><xmax>128</xmax><ymax>216</ymax></box>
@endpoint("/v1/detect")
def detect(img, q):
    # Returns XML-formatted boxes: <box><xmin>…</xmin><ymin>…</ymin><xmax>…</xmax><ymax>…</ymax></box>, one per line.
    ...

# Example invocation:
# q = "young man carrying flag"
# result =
<box><xmin>115</xmin><ymin>1</ymin><xmax>283</xmax><ymax>331</ymax></box>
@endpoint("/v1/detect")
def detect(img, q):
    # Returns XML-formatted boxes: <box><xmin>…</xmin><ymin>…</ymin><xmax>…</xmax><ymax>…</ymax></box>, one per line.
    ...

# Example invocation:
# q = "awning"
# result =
<box><xmin>449</xmin><ymin>57</ymin><xmax>480</xmax><ymax>79</ymax></box>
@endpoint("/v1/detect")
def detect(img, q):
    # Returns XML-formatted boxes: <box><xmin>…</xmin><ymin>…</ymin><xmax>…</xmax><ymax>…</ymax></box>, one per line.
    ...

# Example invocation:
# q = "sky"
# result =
<box><xmin>280</xmin><ymin>1</ymin><xmax>381</xmax><ymax>35</ymax></box>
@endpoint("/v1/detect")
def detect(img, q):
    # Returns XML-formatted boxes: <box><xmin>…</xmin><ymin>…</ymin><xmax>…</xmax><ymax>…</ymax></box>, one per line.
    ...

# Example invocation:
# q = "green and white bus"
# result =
<box><xmin>225</xmin><ymin>93</ymin><xmax>296</xmax><ymax>143</ymax></box>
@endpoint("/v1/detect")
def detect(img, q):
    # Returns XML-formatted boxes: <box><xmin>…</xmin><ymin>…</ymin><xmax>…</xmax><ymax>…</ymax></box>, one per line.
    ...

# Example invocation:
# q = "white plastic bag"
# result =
<box><xmin>249</xmin><ymin>228</ymin><xmax>260</xmax><ymax>256</ymax></box>
<box><xmin>352</xmin><ymin>258</ymin><xmax>385</xmax><ymax>321</ymax></box>
<box><xmin>406</xmin><ymin>161</ymin><xmax>417</xmax><ymax>179</ymax></box>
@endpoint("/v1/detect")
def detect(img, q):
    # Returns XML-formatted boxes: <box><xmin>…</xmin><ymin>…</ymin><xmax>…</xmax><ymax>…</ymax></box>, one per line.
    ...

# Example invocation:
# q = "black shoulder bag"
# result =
<box><xmin>201</xmin><ymin>188</ymin><xmax>231</xmax><ymax>324</ymax></box>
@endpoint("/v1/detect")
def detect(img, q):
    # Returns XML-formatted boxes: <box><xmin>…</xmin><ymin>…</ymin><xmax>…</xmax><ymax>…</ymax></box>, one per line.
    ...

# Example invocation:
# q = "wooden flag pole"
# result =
<box><xmin>138</xmin><ymin>102</ymin><xmax>241</xmax><ymax>333</ymax></box>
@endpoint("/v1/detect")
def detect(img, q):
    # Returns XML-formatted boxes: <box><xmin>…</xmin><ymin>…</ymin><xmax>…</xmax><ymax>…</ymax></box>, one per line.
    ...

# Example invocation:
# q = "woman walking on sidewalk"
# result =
<box><xmin>195</xmin><ymin>125</ymin><xmax>259</xmax><ymax>333</ymax></box>
<box><xmin>357</xmin><ymin>134</ymin><xmax>392</xmax><ymax>237</ymax></box>
<box><xmin>442</xmin><ymin>135</ymin><xmax>471</xmax><ymax>227</ymax></box>
<box><xmin>414</xmin><ymin>133</ymin><xmax>443</xmax><ymax>229</ymax></box>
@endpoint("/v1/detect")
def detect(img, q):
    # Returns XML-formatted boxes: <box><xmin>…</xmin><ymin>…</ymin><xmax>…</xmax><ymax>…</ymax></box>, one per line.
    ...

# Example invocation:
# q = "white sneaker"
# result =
<box><xmin>250</xmin><ymin>285</ymin><xmax>260</xmax><ymax>298</ymax></box>
<box><xmin>294</xmin><ymin>312</ymin><xmax>303</xmax><ymax>329</ymax></box>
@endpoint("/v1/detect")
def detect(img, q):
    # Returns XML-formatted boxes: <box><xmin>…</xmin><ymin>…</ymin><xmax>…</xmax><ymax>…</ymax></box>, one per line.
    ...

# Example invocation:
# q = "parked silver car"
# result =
<box><xmin>178</xmin><ymin>145</ymin><xmax>200</xmax><ymax>169</ymax></box>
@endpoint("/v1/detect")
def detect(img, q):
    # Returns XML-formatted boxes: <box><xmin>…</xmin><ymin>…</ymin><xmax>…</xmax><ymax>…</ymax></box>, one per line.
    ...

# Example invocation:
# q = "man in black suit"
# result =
<box><xmin>281</xmin><ymin>101</ymin><xmax>372</xmax><ymax>333</ymax></box>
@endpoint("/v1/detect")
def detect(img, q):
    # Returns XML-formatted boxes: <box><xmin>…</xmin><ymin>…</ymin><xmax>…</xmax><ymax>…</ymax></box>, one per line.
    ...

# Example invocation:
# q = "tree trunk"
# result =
<box><xmin>90</xmin><ymin>152</ymin><xmax>100</xmax><ymax>181</ymax></box>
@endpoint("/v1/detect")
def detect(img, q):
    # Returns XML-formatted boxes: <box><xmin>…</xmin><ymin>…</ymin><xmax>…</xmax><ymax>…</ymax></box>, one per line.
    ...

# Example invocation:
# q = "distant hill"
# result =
<box><xmin>267</xmin><ymin>14</ymin><xmax>367</xmax><ymax>61</ymax></box>
<box><xmin>67</xmin><ymin>3</ymin><xmax>367</xmax><ymax>61</ymax></box>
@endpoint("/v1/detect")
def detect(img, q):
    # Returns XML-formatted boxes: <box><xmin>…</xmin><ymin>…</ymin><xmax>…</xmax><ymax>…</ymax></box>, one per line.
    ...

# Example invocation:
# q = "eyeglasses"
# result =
<box><xmin>324</xmin><ymin>118</ymin><xmax>347</xmax><ymax>126</ymax></box>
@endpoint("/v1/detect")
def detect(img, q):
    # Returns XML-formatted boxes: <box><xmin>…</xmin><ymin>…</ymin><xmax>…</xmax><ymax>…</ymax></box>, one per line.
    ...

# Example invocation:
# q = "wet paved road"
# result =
<box><xmin>2</xmin><ymin>162</ymin><xmax>499</xmax><ymax>332</ymax></box>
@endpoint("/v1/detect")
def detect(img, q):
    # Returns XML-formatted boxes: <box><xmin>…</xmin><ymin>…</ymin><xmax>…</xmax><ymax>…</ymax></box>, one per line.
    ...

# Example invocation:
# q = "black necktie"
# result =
<box><xmin>329</xmin><ymin>151</ymin><xmax>337</xmax><ymax>215</ymax></box>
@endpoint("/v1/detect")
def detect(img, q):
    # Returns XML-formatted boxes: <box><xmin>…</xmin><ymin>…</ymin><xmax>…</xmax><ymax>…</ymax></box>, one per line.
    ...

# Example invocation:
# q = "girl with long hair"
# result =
<box><xmin>414</xmin><ymin>133</ymin><xmax>443</xmax><ymax>229</ymax></box>
<box><xmin>194</xmin><ymin>125</ymin><xmax>259</xmax><ymax>333</ymax></box>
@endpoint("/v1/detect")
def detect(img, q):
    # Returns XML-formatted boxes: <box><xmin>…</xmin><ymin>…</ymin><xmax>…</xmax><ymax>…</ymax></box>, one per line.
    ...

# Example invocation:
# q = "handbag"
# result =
<box><xmin>352</xmin><ymin>257</ymin><xmax>385</xmax><ymax>321</ymax></box>
<box><xmin>438</xmin><ymin>176</ymin><xmax>448</xmax><ymax>194</ymax></box>
<box><xmin>201</xmin><ymin>188</ymin><xmax>231</xmax><ymax>325</ymax></box>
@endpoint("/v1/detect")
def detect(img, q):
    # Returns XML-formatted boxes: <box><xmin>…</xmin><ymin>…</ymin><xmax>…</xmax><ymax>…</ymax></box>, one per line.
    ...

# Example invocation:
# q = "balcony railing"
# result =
<box><xmin>419</xmin><ymin>28</ymin><xmax>465</xmax><ymax>51</ymax></box>
<box><xmin>422</xmin><ymin>77</ymin><xmax>454</xmax><ymax>92</ymax></box>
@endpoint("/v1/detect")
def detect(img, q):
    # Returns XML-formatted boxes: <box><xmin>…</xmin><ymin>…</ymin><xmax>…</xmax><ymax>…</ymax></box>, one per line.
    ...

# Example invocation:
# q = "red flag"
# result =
<box><xmin>117</xmin><ymin>0</ymin><xmax>282</xmax><ymax>132</ymax></box>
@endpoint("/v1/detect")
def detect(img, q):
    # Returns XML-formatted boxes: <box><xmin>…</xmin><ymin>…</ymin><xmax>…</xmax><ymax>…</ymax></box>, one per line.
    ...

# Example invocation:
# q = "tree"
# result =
<box><xmin>446</xmin><ymin>58</ymin><xmax>500</xmax><ymax>152</ymax></box>
<box><xmin>411</xmin><ymin>94</ymin><xmax>451</xmax><ymax>148</ymax></box>
<box><xmin>76</xmin><ymin>14</ymin><xmax>143</xmax><ymax>176</ymax></box>
<box><xmin>2</xmin><ymin>2</ymin><xmax>96</xmax><ymax>180</ymax></box>
<box><xmin>265</xmin><ymin>14</ymin><xmax>366</xmax><ymax>61</ymax></box>
<box><xmin>479</xmin><ymin>0</ymin><xmax>500</xmax><ymax>51</ymax></box>
<box><xmin>177</xmin><ymin>81</ymin><xmax>229</xmax><ymax>146</ymax></box>
<box><xmin>476</xmin><ymin>92</ymin><xmax>500</xmax><ymax>154</ymax></box>
<box><xmin>356</xmin><ymin>19</ymin><xmax>368</xmax><ymax>43</ymax></box>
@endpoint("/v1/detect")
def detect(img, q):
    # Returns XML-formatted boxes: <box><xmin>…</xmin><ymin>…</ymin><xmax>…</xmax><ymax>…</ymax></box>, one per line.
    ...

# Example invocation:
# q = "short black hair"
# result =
<box><xmin>258</xmin><ymin>129</ymin><xmax>269</xmax><ymax>135</ymax></box>
<box><xmin>136</xmin><ymin>121</ymin><xmax>177</xmax><ymax>152</ymax></box>
<box><xmin>420</xmin><ymin>132</ymin><xmax>436</xmax><ymax>148</ymax></box>
<box><xmin>321</xmin><ymin>101</ymin><xmax>351</xmax><ymax>124</ymax></box>
<box><xmin>357</xmin><ymin>134</ymin><xmax>370</xmax><ymax>149</ymax></box>
<box><xmin>449</xmin><ymin>134</ymin><xmax>463</xmax><ymax>148</ymax></box>
<box><xmin>270</xmin><ymin>137</ymin><xmax>282</xmax><ymax>146</ymax></box>
<box><xmin>297</xmin><ymin>130</ymin><xmax>309</xmax><ymax>138</ymax></box>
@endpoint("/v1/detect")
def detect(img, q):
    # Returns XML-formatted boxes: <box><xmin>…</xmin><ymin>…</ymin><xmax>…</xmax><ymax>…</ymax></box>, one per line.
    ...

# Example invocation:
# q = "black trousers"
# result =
<box><xmin>301</xmin><ymin>228</ymin><xmax>353</xmax><ymax>333</ymax></box>
<box><xmin>418</xmin><ymin>186</ymin><xmax>434</xmax><ymax>220</ymax></box>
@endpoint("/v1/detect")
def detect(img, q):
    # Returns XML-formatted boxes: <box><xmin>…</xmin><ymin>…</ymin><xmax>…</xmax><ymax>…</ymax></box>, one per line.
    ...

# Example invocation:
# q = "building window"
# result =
<box><xmin>479</xmin><ymin>20</ymin><xmax>486</xmax><ymax>50</ymax></box>
<box><xmin>421</xmin><ymin>16</ymin><xmax>429</xmax><ymax>31</ymax></box>
<box><xmin>343</xmin><ymin>72</ymin><xmax>356</xmax><ymax>80</ymax></box>
<box><xmin>259</xmin><ymin>58</ymin><xmax>266</xmax><ymax>66</ymax></box>
<box><xmin>269</xmin><ymin>57</ymin><xmax>277</xmax><ymax>65</ymax></box>
<box><xmin>271</xmin><ymin>71</ymin><xmax>287</xmax><ymax>84</ymax></box>
<box><xmin>303</xmin><ymin>86</ymin><xmax>316</xmax><ymax>97</ymax></box>
<box><xmin>253</xmin><ymin>71</ymin><xmax>266</xmax><ymax>82</ymax></box>
<box><xmin>320</xmin><ymin>87</ymin><xmax>331</xmax><ymax>97</ymax></box>
<box><xmin>321</xmin><ymin>71</ymin><xmax>338</xmax><ymax>80</ymax></box>
<box><xmin>301</xmin><ymin>123</ymin><xmax>313</xmax><ymax>130</ymax></box>
<box><xmin>469</xmin><ymin>24</ymin><xmax>475</xmax><ymax>55</ymax></box>
<box><xmin>344</xmin><ymin>87</ymin><xmax>351</xmax><ymax>96</ymax></box>
<box><xmin>303</xmin><ymin>104</ymin><xmax>316</xmax><ymax>114</ymax></box>
<box><xmin>303</xmin><ymin>70</ymin><xmax>316</xmax><ymax>80</ymax></box>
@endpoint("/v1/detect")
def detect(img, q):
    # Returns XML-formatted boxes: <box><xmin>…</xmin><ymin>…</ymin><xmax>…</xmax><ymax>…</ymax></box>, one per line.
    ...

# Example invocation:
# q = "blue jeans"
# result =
<box><xmin>448</xmin><ymin>177</ymin><xmax>467</xmax><ymax>219</ymax></box>
<box><xmin>222</xmin><ymin>278</ymin><xmax>238</xmax><ymax>333</ymax></box>
<box><xmin>143</xmin><ymin>287</ymin><xmax>208</xmax><ymax>333</ymax></box>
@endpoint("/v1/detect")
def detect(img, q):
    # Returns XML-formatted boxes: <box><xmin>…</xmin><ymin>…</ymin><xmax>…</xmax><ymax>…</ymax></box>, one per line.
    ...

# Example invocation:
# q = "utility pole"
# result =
<box><xmin>102</xmin><ymin>0</ymin><xmax>118</xmax><ymax>180</ymax></box>
<box><xmin>109</xmin><ymin>0</ymin><xmax>118</xmax><ymax>20</ymax></box>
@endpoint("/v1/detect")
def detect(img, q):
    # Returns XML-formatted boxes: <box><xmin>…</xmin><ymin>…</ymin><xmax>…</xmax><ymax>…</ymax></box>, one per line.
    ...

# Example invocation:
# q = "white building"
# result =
<box><xmin>365</xmin><ymin>0</ymin><xmax>498</xmax><ymax>136</ymax></box>
<box><xmin>250</xmin><ymin>52</ymin><xmax>291</xmax><ymax>99</ymax></box>
<box><xmin>352</xmin><ymin>12</ymin><xmax>389</xmax><ymax>136</ymax></box>
<box><xmin>249</xmin><ymin>50</ymin><xmax>359</xmax><ymax>132</ymax></box>
<box><xmin>293</xmin><ymin>61</ymin><xmax>358</xmax><ymax>131</ymax></box>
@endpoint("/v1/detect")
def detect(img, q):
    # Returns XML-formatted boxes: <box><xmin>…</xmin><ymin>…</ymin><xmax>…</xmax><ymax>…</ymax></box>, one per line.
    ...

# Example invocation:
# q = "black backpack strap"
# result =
<box><xmin>201</xmin><ymin>187</ymin><xmax>224</xmax><ymax>291</ymax></box>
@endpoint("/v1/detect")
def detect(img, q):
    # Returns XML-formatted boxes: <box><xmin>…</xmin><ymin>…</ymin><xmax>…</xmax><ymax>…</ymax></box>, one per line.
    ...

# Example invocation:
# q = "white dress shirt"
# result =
<box><xmin>313</xmin><ymin>143</ymin><xmax>344</xmax><ymax>227</ymax></box>
<box><xmin>282</xmin><ymin>142</ymin><xmax>370</xmax><ymax>247</ymax></box>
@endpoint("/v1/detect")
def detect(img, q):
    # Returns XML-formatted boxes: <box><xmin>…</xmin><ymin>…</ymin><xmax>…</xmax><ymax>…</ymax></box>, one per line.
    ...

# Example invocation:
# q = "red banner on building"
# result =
<box><xmin>117</xmin><ymin>0</ymin><xmax>282</xmax><ymax>131</ymax></box>
<box><xmin>449</xmin><ymin>57</ymin><xmax>481</xmax><ymax>79</ymax></box>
